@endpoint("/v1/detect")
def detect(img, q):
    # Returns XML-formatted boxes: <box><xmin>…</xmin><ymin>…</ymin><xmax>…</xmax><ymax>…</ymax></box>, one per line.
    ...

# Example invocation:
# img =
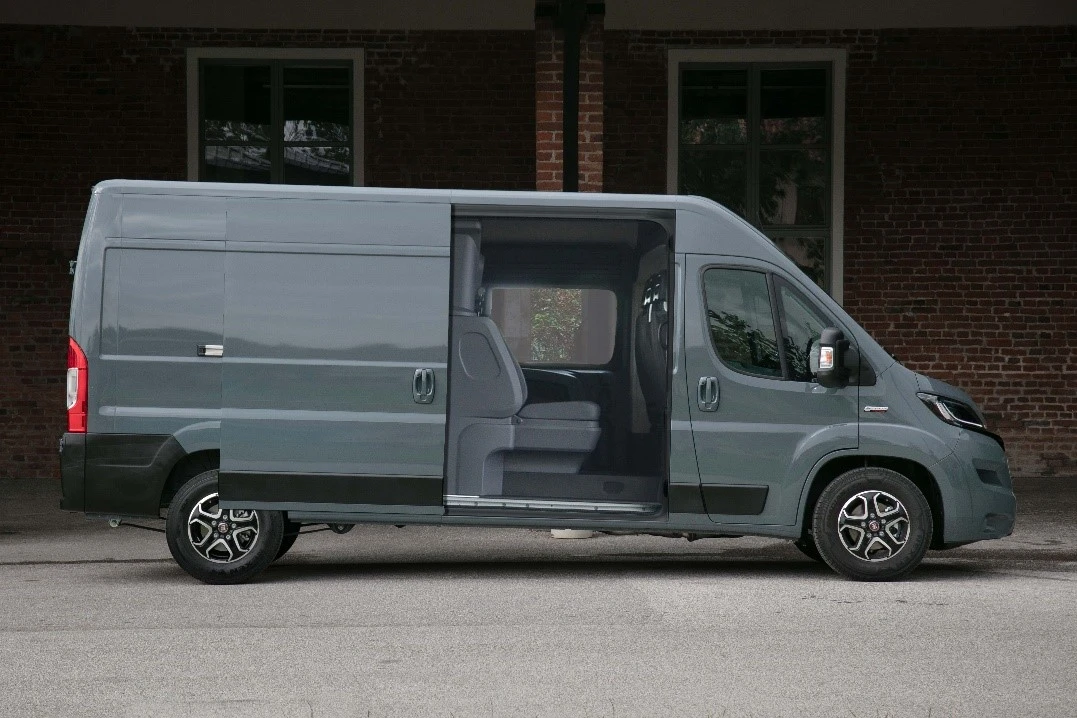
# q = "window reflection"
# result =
<box><xmin>759</xmin><ymin>150</ymin><xmax>826</xmax><ymax>226</ymax></box>
<box><xmin>703</xmin><ymin>268</ymin><xmax>782</xmax><ymax>378</ymax></box>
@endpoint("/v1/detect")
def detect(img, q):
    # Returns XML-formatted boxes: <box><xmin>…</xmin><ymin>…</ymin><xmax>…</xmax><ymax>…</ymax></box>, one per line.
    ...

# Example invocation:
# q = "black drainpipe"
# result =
<box><xmin>537</xmin><ymin>1</ymin><xmax>604</xmax><ymax>192</ymax></box>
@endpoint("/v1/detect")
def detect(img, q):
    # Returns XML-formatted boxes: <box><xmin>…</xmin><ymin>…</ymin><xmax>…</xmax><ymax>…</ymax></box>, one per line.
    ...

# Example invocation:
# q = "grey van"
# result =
<box><xmin>60</xmin><ymin>180</ymin><xmax>1015</xmax><ymax>583</ymax></box>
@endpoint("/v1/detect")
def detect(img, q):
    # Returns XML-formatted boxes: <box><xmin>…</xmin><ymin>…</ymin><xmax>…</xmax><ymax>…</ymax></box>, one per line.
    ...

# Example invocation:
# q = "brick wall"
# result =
<box><xmin>605</xmin><ymin>27</ymin><xmax>1077</xmax><ymax>476</ymax></box>
<box><xmin>0</xmin><ymin>25</ymin><xmax>535</xmax><ymax>479</ymax></box>
<box><xmin>2</xmin><ymin>22</ymin><xmax>1073</xmax><ymax>480</ymax></box>
<box><xmin>535</xmin><ymin>13</ymin><xmax>604</xmax><ymax>191</ymax></box>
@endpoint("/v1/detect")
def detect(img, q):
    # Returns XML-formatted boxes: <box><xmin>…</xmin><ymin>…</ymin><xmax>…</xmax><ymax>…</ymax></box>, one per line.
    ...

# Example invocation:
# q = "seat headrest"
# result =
<box><xmin>453</xmin><ymin>230</ymin><xmax>483</xmax><ymax>315</ymax></box>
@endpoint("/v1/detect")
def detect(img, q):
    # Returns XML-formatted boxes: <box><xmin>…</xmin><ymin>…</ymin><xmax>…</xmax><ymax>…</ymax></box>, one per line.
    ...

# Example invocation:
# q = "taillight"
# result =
<box><xmin>66</xmin><ymin>337</ymin><xmax>88</xmax><ymax>433</ymax></box>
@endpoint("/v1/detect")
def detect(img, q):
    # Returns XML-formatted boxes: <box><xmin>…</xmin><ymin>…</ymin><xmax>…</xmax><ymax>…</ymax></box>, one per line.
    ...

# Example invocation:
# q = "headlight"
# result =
<box><xmin>916</xmin><ymin>392</ymin><xmax>985</xmax><ymax>429</ymax></box>
<box><xmin>916</xmin><ymin>392</ymin><xmax>1005</xmax><ymax>449</ymax></box>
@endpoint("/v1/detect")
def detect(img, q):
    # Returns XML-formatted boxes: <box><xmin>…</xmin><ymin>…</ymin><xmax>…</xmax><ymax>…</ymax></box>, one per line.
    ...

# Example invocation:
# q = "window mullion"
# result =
<box><xmin>746</xmin><ymin>64</ymin><xmax>761</xmax><ymax>229</ymax></box>
<box><xmin>270</xmin><ymin>61</ymin><xmax>284</xmax><ymax>184</ymax></box>
<box><xmin>198</xmin><ymin>60</ymin><xmax>206</xmax><ymax>181</ymax></box>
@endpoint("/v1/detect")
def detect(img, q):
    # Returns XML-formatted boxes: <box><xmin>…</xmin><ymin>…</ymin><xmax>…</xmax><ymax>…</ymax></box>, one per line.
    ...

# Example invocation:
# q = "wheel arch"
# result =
<box><xmin>800</xmin><ymin>454</ymin><xmax>946</xmax><ymax>550</ymax></box>
<box><xmin>159</xmin><ymin>449</ymin><xmax>220</xmax><ymax>509</ymax></box>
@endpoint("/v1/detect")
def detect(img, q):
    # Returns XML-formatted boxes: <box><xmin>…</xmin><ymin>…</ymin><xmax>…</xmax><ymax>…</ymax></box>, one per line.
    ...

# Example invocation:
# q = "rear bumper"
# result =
<box><xmin>59</xmin><ymin>433</ymin><xmax>86</xmax><ymax>512</ymax></box>
<box><xmin>59</xmin><ymin>432</ymin><xmax>183</xmax><ymax>518</ymax></box>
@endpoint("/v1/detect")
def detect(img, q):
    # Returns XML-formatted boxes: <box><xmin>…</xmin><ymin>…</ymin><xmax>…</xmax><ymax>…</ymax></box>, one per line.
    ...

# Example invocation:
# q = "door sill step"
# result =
<box><xmin>445</xmin><ymin>495</ymin><xmax>661</xmax><ymax>515</ymax></box>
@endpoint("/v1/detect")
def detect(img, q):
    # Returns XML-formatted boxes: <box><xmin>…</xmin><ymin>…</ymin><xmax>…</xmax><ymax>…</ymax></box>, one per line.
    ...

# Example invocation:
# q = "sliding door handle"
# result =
<box><xmin>197</xmin><ymin>344</ymin><xmax>223</xmax><ymax>357</ymax></box>
<box><xmin>413</xmin><ymin>368</ymin><xmax>435</xmax><ymax>404</ymax></box>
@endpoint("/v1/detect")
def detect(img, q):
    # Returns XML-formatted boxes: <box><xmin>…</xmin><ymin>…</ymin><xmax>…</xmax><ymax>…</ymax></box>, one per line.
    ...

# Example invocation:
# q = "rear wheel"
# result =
<box><xmin>165</xmin><ymin>470</ymin><xmax>284</xmax><ymax>584</ymax></box>
<box><xmin>812</xmin><ymin>467</ymin><xmax>932</xmax><ymax>581</ymax></box>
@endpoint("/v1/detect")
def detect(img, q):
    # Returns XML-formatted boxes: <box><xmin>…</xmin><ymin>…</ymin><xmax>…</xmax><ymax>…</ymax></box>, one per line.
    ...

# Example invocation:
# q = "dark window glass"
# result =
<box><xmin>778</xmin><ymin>282</ymin><xmax>829</xmax><ymax>381</ymax></box>
<box><xmin>702</xmin><ymin>269</ymin><xmax>781</xmax><ymax>378</ymax></box>
<box><xmin>681</xmin><ymin>68</ymin><xmax>748</xmax><ymax>146</ymax></box>
<box><xmin>202</xmin><ymin>65</ymin><xmax>271</xmax><ymax>143</ymax></box>
<box><xmin>760</xmin><ymin>68</ymin><xmax>826</xmax><ymax>145</ymax></box>
<box><xmin>771</xmin><ymin>236</ymin><xmax>826</xmax><ymax>287</ymax></box>
<box><xmin>202</xmin><ymin>146</ymin><xmax>271</xmax><ymax>184</ymax></box>
<box><xmin>283</xmin><ymin>66</ymin><xmax>351</xmax><ymax>142</ymax></box>
<box><xmin>200</xmin><ymin>61</ymin><xmax>353</xmax><ymax>185</ymax></box>
<box><xmin>759</xmin><ymin>150</ymin><xmax>827</xmax><ymax>226</ymax></box>
<box><xmin>680</xmin><ymin>149</ymin><xmax>747</xmax><ymax>217</ymax></box>
<box><xmin>283</xmin><ymin>146</ymin><xmax>352</xmax><ymax>186</ymax></box>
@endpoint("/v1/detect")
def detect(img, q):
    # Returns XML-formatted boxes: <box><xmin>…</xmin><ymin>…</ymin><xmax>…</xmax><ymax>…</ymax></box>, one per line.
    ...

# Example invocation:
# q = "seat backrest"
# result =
<box><xmin>635</xmin><ymin>271</ymin><xmax>668</xmax><ymax>422</ymax></box>
<box><xmin>450</xmin><ymin>227</ymin><xmax>527</xmax><ymax>418</ymax></box>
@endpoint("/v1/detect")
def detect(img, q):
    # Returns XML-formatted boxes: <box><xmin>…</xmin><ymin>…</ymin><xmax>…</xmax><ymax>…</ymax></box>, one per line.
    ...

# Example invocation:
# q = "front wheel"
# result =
<box><xmin>811</xmin><ymin>467</ymin><xmax>933</xmax><ymax>581</ymax></box>
<box><xmin>165</xmin><ymin>470</ymin><xmax>284</xmax><ymax>584</ymax></box>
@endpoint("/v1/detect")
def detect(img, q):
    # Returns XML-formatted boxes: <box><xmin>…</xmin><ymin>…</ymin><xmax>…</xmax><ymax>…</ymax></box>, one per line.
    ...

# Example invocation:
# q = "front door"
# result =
<box><xmin>219</xmin><ymin>199</ymin><xmax>451</xmax><ymax>514</ymax></box>
<box><xmin>684</xmin><ymin>254</ymin><xmax>858</xmax><ymax>525</ymax></box>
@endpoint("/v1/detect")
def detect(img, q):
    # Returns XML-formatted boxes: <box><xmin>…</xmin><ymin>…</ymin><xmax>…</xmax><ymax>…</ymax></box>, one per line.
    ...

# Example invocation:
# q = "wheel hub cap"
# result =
<box><xmin>836</xmin><ymin>490</ymin><xmax>910</xmax><ymax>562</ymax></box>
<box><xmin>187</xmin><ymin>493</ymin><xmax>259</xmax><ymax>564</ymax></box>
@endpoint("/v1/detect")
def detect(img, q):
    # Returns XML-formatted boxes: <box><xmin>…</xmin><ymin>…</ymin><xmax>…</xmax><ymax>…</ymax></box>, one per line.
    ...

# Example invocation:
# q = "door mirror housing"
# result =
<box><xmin>811</xmin><ymin>327</ymin><xmax>851</xmax><ymax>388</ymax></box>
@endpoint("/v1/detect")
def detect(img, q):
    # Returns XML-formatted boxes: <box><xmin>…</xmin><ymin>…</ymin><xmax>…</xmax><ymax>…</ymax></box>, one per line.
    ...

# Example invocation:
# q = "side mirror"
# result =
<box><xmin>811</xmin><ymin>327</ymin><xmax>851</xmax><ymax>388</ymax></box>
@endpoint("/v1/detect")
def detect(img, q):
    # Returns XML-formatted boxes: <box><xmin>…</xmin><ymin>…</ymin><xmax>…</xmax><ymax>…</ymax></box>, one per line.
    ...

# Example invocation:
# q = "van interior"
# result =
<box><xmin>445</xmin><ymin>213</ymin><xmax>674</xmax><ymax>516</ymax></box>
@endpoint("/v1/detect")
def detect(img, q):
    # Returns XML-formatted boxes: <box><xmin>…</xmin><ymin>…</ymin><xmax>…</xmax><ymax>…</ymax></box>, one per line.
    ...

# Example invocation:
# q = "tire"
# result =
<box><xmin>793</xmin><ymin>538</ymin><xmax>824</xmax><ymax>563</ymax></box>
<box><xmin>811</xmin><ymin>467</ymin><xmax>933</xmax><ymax>581</ymax></box>
<box><xmin>165</xmin><ymin>470</ymin><xmax>284</xmax><ymax>585</ymax></box>
<box><xmin>275</xmin><ymin>520</ymin><xmax>301</xmax><ymax>560</ymax></box>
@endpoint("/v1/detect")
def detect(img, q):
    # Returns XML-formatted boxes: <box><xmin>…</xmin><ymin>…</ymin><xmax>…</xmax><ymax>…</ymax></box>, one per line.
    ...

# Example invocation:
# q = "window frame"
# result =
<box><xmin>186</xmin><ymin>48</ymin><xmax>365</xmax><ymax>186</ymax></box>
<box><xmin>668</xmin><ymin>48</ymin><xmax>846</xmax><ymax>302</ymax></box>
<box><xmin>700</xmin><ymin>264</ymin><xmax>848</xmax><ymax>383</ymax></box>
<box><xmin>700</xmin><ymin>266</ymin><xmax>788</xmax><ymax>381</ymax></box>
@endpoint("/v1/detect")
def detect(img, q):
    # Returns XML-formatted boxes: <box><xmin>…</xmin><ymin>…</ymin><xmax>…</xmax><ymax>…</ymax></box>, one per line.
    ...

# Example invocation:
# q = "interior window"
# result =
<box><xmin>702</xmin><ymin>268</ymin><xmax>781</xmax><ymax>377</ymax></box>
<box><xmin>778</xmin><ymin>282</ymin><xmax>829</xmax><ymax>381</ymax></box>
<box><xmin>487</xmin><ymin>287</ymin><xmax>617</xmax><ymax>365</ymax></box>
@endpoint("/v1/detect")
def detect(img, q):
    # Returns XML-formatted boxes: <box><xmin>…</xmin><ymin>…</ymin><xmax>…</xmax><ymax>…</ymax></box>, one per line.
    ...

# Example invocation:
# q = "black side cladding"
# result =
<box><xmin>701</xmin><ymin>484</ymin><xmax>769</xmax><ymax>515</ymax></box>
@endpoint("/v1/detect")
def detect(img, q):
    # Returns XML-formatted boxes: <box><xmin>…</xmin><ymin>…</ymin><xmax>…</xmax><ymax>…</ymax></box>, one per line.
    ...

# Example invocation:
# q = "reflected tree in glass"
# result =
<box><xmin>706</xmin><ymin>309</ymin><xmax>781</xmax><ymax>377</ymax></box>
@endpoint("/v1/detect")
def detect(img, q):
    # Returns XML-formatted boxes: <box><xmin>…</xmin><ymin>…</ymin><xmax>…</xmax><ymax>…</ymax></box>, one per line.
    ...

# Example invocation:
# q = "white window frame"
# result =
<box><xmin>667</xmin><ymin>48</ymin><xmax>846</xmax><ymax>303</ymax></box>
<box><xmin>186</xmin><ymin>47</ymin><xmax>365</xmax><ymax>186</ymax></box>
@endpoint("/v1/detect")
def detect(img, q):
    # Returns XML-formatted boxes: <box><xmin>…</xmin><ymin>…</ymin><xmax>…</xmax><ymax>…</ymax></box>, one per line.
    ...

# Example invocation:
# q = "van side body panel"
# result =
<box><xmin>218</xmin><ymin>197</ymin><xmax>452</xmax><ymax>512</ymax></box>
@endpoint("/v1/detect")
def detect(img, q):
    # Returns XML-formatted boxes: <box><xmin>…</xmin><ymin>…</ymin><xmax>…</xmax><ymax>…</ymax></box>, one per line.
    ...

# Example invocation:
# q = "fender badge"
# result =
<box><xmin>863</xmin><ymin>406</ymin><xmax>889</xmax><ymax>413</ymax></box>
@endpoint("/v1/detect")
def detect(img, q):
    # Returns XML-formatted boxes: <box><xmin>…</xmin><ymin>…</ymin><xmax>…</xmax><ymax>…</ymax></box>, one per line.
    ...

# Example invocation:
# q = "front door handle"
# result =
<box><xmin>413</xmin><ymin>368</ymin><xmax>435</xmax><ymax>404</ymax></box>
<box><xmin>697</xmin><ymin>376</ymin><xmax>719</xmax><ymax>411</ymax></box>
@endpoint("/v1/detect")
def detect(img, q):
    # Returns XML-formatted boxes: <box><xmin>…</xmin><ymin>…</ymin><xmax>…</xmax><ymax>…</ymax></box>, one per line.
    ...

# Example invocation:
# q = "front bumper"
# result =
<box><xmin>935</xmin><ymin>432</ymin><xmax>1016</xmax><ymax>546</ymax></box>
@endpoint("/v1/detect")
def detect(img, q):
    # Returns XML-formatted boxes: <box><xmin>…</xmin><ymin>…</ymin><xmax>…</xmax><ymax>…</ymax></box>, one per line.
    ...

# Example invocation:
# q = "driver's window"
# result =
<box><xmin>777</xmin><ymin>282</ymin><xmax>829</xmax><ymax>382</ymax></box>
<box><xmin>702</xmin><ymin>268</ymin><xmax>782</xmax><ymax>378</ymax></box>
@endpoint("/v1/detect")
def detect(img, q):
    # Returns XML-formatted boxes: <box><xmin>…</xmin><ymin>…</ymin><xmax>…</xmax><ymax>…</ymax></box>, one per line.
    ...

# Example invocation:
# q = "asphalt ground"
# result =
<box><xmin>0</xmin><ymin>477</ymin><xmax>1074</xmax><ymax>718</ymax></box>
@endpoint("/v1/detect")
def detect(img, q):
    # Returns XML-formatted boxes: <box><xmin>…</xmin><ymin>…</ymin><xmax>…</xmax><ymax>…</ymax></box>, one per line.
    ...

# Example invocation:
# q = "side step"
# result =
<box><xmin>445</xmin><ymin>495</ymin><xmax>661</xmax><ymax>515</ymax></box>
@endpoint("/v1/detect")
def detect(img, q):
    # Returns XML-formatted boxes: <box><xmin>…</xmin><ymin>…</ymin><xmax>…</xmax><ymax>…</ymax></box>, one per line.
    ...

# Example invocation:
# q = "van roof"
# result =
<box><xmin>92</xmin><ymin>179</ymin><xmax>730</xmax><ymax>218</ymax></box>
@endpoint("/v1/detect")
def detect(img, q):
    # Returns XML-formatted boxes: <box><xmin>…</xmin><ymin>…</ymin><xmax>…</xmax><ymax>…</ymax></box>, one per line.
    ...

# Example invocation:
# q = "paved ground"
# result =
<box><xmin>0</xmin><ymin>477</ymin><xmax>1074</xmax><ymax>718</ymax></box>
